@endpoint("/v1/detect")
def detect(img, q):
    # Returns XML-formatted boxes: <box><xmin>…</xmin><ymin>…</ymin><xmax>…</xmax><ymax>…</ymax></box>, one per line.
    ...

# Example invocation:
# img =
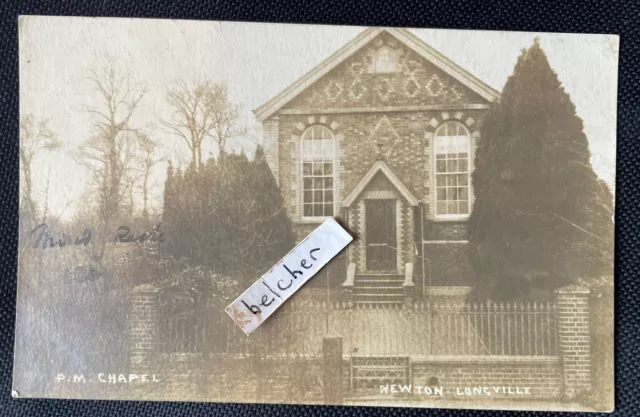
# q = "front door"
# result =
<box><xmin>365</xmin><ymin>199</ymin><xmax>397</xmax><ymax>271</ymax></box>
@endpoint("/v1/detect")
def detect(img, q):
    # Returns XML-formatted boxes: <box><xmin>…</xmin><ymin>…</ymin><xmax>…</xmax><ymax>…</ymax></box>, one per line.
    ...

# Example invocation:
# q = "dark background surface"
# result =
<box><xmin>0</xmin><ymin>0</ymin><xmax>637</xmax><ymax>416</ymax></box>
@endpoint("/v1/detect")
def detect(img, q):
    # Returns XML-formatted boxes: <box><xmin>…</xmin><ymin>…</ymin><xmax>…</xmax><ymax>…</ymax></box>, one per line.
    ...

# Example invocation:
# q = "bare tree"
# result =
<box><xmin>159</xmin><ymin>81</ymin><xmax>214</xmax><ymax>171</ymax></box>
<box><xmin>77</xmin><ymin>61</ymin><xmax>147</xmax><ymax>259</ymax></box>
<box><xmin>204</xmin><ymin>84</ymin><xmax>245</xmax><ymax>164</ymax></box>
<box><xmin>160</xmin><ymin>81</ymin><xmax>243</xmax><ymax>170</ymax></box>
<box><xmin>136</xmin><ymin>132</ymin><xmax>164</xmax><ymax>222</ymax></box>
<box><xmin>77</xmin><ymin>131</ymin><xmax>139</xmax><ymax>228</ymax></box>
<box><xmin>19</xmin><ymin>114</ymin><xmax>60</xmax><ymax>228</ymax></box>
<box><xmin>122</xmin><ymin>168</ymin><xmax>141</xmax><ymax>220</ymax></box>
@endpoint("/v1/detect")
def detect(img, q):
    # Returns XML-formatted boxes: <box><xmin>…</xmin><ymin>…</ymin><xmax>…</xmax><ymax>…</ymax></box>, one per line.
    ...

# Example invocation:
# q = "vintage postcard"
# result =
<box><xmin>14</xmin><ymin>16</ymin><xmax>617</xmax><ymax>412</ymax></box>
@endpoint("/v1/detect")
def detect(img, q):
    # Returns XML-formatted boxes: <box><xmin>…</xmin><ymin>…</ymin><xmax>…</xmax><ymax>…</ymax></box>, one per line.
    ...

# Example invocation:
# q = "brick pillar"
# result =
<box><xmin>322</xmin><ymin>337</ymin><xmax>343</xmax><ymax>404</ymax></box>
<box><xmin>554</xmin><ymin>284</ymin><xmax>592</xmax><ymax>398</ymax></box>
<box><xmin>129</xmin><ymin>284</ymin><xmax>161</xmax><ymax>372</ymax></box>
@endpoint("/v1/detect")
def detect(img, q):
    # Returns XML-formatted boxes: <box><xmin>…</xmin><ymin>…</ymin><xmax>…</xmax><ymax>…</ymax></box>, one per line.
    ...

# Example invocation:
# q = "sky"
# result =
<box><xmin>19</xmin><ymin>16</ymin><xmax>619</xmax><ymax>221</ymax></box>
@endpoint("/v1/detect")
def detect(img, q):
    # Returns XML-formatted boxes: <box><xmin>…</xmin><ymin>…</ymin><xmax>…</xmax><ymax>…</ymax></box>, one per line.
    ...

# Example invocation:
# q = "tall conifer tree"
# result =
<box><xmin>469</xmin><ymin>39</ymin><xmax>614</xmax><ymax>299</ymax></box>
<box><xmin>248</xmin><ymin>146</ymin><xmax>294</xmax><ymax>271</ymax></box>
<box><xmin>161</xmin><ymin>147</ymin><xmax>293</xmax><ymax>284</ymax></box>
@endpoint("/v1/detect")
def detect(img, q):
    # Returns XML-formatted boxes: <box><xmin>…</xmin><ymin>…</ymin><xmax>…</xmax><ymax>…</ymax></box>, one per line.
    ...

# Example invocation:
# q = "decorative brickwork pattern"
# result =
<box><xmin>357</xmin><ymin>199</ymin><xmax>366</xmax><ymax>271</ymax></box>
<box><xmin>277</xmin><ymin>111</ymin><xmax>485</xmax><ymax>229</ymax></box>
<box><xmin>268</xmin><ymin>30</ymin><xmax>489</xmax><ymax>288</ymax></box>
<box><xmin>422</xmin><ymin>110</ymin><xmax>481</xmax><ymax>219</ymax></box>
<box><xmin>282</xmin><ymin>33</ymin><xmax>486</xmax><ymax>111</ymax></box>
<box><xmin>279</xmin><ymin>116</ymin><xmax>341</xmax><ymax>223</ymax></box>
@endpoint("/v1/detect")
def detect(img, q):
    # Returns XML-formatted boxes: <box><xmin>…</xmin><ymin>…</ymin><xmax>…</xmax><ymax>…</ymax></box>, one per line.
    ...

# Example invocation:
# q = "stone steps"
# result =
<box><xmin>353</xmin><ymin>274</ymin><xmax>404</xmax><ymax>305</ymax></box>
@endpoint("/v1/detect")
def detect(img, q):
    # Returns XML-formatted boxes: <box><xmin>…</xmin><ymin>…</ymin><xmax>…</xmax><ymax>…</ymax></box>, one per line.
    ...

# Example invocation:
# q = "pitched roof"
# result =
<box><xmin>253</xmin><ymin>27</ymin><xmax>500</xmax><ymax>122</ymax></box>
<box><xmin>342</xmin><ymin>160</ymin><xmax>420</xmax><ymax>208</ymax></box>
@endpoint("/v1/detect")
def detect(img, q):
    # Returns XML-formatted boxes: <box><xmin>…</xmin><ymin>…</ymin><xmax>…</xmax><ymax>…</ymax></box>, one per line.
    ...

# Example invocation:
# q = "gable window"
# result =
<box><xmin>434</xmin><ymin>121</ymin><xmax>470</xmax><ymax>218</ymax></box>
<box><xmin>373</xmin><ymin>46</ymin><xmax>397</xmax><ymax>73</ymax></box>
<box><xmin>301</xmin><ymin>125</ymin><xmax>335</xmax><ymax>219</ymax></box>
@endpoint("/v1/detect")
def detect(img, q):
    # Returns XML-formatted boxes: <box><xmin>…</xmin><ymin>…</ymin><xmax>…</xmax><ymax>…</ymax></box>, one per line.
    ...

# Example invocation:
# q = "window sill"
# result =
<box><xmin>298</xmin><ymin>217</ymin><xmax>332</xmax><ymax>225</ymax></box>
<box><xmin>432</xmin><ymin>216</ymin><xmax>469</xmax><ymax>223</ymax></box>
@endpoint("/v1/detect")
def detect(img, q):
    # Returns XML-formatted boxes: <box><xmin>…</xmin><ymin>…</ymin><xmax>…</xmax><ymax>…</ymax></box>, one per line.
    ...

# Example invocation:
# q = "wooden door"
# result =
<box><xmin>365</xmin><ymin>199</ymin><xmax>397</xmax><ymax>271</ymax></box>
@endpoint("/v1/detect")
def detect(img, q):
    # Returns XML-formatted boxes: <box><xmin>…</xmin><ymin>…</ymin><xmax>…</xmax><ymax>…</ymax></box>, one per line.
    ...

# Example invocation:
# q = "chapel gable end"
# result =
<box><xmin>282</xmin><ymin>32</ymin><xmax>489</xmax><ymax>111</ymax></box>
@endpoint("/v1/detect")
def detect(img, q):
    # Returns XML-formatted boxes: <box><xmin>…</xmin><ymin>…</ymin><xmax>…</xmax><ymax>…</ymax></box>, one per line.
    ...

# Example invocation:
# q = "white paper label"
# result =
<box><xmin>225</xmin><ymin>218</ymin><xmax>352</xmax><ymax>335</ymax></box>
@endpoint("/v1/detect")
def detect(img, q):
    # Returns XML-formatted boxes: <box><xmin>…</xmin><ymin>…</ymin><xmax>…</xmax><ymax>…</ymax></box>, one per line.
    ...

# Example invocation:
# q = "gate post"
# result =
<box><xmin>403</xmin><ymin>263</ymin><xmax>415</xmax><ymax>308</ymax></box>
<box><xmin>342</xmin><ymin>263</ymin><xmax>356</xmax><ymax>308</ymax></box>
<box><xmin>129</xmin><ymin>284</ymin><xmax>161</xmax><ymax>372</ymax></box>
<box><xmin>323</xmin><ymin>337</ymin><xmax>343</xmax><ymax>404</ymax></box>
<box><xmin>554</xmin><ymin>284</ymin><xmax>592</xmax><ymax>399</ymax></box>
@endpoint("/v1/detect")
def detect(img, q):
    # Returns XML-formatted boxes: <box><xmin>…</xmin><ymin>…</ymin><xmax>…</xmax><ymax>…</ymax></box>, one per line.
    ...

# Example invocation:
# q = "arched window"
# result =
<box><xmin>373</xmin><ymin>46</ymin><xmax>397</xmax><ymax>73</ymax></box>
<box><xmin>434</xmin><ymin>121</ymin><xmax>470</xmax><ymax>217</ymax></box>
<box><xmin>301</xmin><ymin>125</ymin><xmax>335</xmax><ymax>218</ymax></box>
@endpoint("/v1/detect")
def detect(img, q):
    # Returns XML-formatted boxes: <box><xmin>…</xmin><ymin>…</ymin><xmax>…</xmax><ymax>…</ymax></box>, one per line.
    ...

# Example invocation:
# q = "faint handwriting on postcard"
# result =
<box><xmin>30</xmin><ymin>222</ymin><xmax>165</xmax><ymax>249</ymax></box>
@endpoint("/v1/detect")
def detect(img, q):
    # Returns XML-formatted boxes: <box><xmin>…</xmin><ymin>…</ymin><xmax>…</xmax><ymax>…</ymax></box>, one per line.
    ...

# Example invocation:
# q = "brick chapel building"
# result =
<box><xmin>253</xmin><ymin>27</ymin><xmax>500</xmax><ymax>305</ymax></box>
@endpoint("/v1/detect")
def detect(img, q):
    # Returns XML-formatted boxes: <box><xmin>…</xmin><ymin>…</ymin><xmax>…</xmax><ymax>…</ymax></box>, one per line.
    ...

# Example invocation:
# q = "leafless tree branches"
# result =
<box><xmin>160</xmin><ymin>81</ymin><xmax>244</xmax><ymax>171</ymax></box>
<box><xmin>19</xmin><ymin>114</ymin><xmax>61</xmax><ymax>228</ymax></box>
<box><xmin>136</xmin><ymin>132</ymin><xmax>164</xmax><ymax>222</ymax></box>
<box><xmin>204</xmin><ymin>84</ymin><xmax>246</xmax><ymax>164</ymax></box>
<box><xmin>76</xmin><ymin>59</ymin><xmax>147</xmax><ymax>259</ymax></box>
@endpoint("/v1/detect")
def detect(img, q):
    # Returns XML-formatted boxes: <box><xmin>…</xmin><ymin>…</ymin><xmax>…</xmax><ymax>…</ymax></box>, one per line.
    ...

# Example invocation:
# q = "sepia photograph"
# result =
<box><xmin>14</xmin><ymin>16</ymin><xmax>617</xmax><ymax>412</ymax></box>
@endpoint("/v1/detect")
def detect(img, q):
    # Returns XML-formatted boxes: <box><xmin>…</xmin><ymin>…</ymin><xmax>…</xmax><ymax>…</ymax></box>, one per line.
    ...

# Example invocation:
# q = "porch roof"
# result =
<box><xmin>342</xmin><ymin>160</ymin><xmax>420</xmax><ymax>208</ymax></box>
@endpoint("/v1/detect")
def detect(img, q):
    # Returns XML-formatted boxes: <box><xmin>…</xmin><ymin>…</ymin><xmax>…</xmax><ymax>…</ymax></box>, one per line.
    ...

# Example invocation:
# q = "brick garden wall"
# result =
<box><xmin>411</xmin><ymin>357</ymin><xmax>562</xmax><ymax>400</ymax></box>
<box><xmin>128</xmin><ymin>284</ymin><xmax>593</xmax><ymax>404</ymax></box>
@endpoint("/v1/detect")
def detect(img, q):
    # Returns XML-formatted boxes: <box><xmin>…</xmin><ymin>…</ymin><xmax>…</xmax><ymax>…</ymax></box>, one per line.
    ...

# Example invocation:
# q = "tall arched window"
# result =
<box><xmin>373</xmin><ymin>46</ymin><xmax>397</xmax><ymax>73</ymax></box>
<box><xmin>301</xmin><ymin>125</ymin><xmax>335</xmax><ymax>218</ymax></box>
<box><xmin>434</xmin><ymin>121</ymin><xmax>470</xmax><ymax>217</ymax></box>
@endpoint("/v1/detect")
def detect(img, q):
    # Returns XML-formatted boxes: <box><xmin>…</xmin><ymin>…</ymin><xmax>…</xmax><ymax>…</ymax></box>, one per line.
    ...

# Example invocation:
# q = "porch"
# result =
<box><xmin>339</xmin><ymin>158</ymin><xmax>473</xmax><ymax>304</ymax></box>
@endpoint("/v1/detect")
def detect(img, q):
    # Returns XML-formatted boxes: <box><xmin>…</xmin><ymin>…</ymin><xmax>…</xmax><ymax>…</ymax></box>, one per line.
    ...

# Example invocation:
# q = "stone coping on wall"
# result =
<box><xmin>188</xmin><ymin>353</ymin><xmax>559</xmax><ymax>365</ymax></box>
<box><xmin>409</xmin><ymin>355</ymin><xmax>560</xmax><ymax>365</ymax></box>
<box><xmin>344</xmin><ymin>397</ymin><xmax>590</xmax><ymax>412</ymax></box>
<box><xmin>423</xmin><ymin>286</ymin><xmax>472</xmax><ymax>297</ymax></box>
<box><xmin>554</xmin><ymin>284</ymin><xmax>590</xmax><ymax>294</ymax></box>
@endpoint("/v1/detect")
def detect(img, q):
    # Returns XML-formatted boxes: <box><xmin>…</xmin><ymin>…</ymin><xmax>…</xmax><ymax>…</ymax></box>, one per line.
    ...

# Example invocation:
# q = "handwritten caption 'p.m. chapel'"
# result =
<box><xmin>226</xmin><ymin>218</ymin><xmax>352</xmax><ymax>335</ymax></box>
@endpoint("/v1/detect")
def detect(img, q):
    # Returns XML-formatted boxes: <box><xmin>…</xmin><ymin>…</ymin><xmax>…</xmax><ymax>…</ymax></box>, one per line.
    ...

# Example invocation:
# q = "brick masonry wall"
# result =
<box><xmin>554</xmin><ymin>285</ymin><xmax>592</xmax><ymax>398</ymax></box>
<box><xmin>266</xmin><ymin>31</ymin><xmax>491</xmax><ymax>285</ymax></box>
<box><xmin>277</xmin><ymin>111</ymin><xmax>483</xmax><ymax>247</ymax></box>
<box><xmin>135</xmin><ymin>356</ymin><xmax>325</xmax><ymax>403</ymax></box>
<box><xmin>277</xmin><ymin>111</ymin><xmax>483</xmax><ymax>220</ymax></box>
<box><xmin>282</xmin><ymin>32</ymin><xmax>486</xmax><ymax>110</ymax></box>
<box><xmin>411</xmin><ymin>359</ymin><xmax>563</xmax><ymax>400</ymax></box>
<box><xmin>425</xmin><ymin>221</ymin><xmax>468</xmax><ymax>240</ymax></box>
<box><xmin>423</xmin><ymin>242</ymin><xmax>472</xmax><ymax>286</ymax></box>
<box><xmin>129</xmin><ymin>284</ymin><xmax>161</xmax><ymax>371</ymax></box>
<box><xmin>125</xmin><ymin>285</ymin><xmax>593</xmax><ymax>402</ymax></box>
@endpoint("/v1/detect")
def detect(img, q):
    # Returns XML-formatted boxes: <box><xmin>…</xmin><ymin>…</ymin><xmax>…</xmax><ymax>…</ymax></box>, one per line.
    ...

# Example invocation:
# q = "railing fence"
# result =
<box><xmin>159</xmin><ymin>298</ymin><xmax>558</xmax><ymax>358</ymax></box>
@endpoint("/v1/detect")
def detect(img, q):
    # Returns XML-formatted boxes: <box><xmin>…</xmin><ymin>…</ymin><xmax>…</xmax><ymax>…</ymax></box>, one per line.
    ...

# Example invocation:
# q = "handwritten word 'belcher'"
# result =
<box><xmin>241</xmin><ymin>247</ymin><xmax>320</xmax><ymax>315</ymax></box>
<box><xmin>226</xmin><ymin>218</ymin><xmax>353</xmax><ymax>334</ymax></box>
